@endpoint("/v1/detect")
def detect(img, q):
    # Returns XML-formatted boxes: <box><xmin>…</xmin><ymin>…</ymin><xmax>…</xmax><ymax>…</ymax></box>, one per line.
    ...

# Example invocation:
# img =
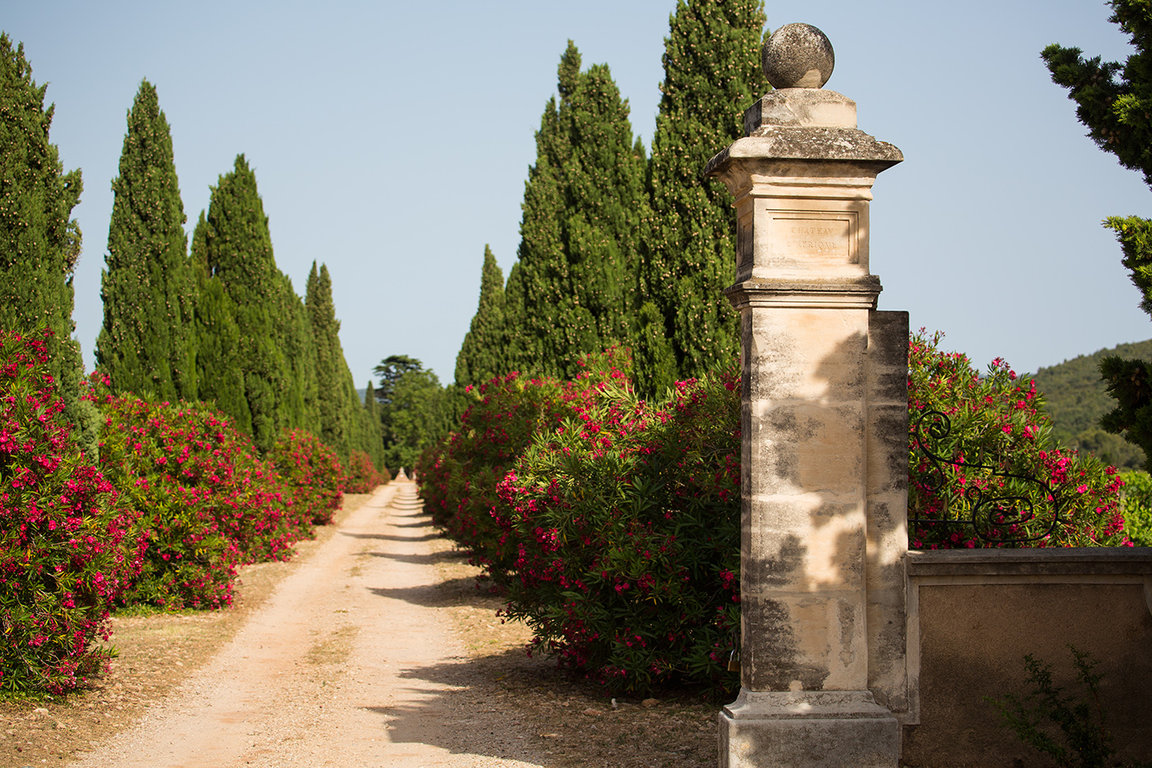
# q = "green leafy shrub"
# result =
<box><xmin>91</xmin><ymin>383</ymin><xmax>305</xmax><ymax>610</ymax></box>
<box><xmin>0</xmin><ymin>330</ymin><xmax>141</xmax><ymax>695</ymax></box>
<box><xmin>343</xmin><ymin>448</ymin><xmax>384</xmax><ymax>493</ymax></box>
<box><xmin>991</xmin><ymin>647</ymin><xmax>1150</xmax><ymax>768</ymax></box>
<box><xmin>1119</xmin><ymin>470</ymin><xmax>1152</xmax><ymax>546</ymax></box>
<box><xmin>269</xmin><ymin>429</ymin><xmax>344</xmax><ymax>526</ymax></box>
<box><xmin>909</xmin><ymin>331</ymin><xmax>1129</xmax><ymax>548</ymax></box>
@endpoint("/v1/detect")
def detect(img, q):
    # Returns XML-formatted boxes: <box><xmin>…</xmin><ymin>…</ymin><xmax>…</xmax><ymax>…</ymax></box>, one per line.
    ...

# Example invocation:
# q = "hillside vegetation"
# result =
<box><xmin>1032</xmin><ymin>339</ymin><xmax>1152</xmax><ymax>471</ymax></box>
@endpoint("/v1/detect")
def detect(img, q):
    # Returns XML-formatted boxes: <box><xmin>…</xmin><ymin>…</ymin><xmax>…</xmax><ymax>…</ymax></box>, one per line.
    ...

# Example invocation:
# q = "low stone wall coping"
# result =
<box><xmin>907</xmin><ymin>547</ymin><xmax>1152</xmax><ymax>578</ymax></box>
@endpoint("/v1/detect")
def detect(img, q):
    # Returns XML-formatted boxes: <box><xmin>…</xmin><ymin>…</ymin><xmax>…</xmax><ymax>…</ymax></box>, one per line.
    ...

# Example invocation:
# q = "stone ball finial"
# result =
<box><xmin>763</xmin><ymin>23</ymin><xmax>835</xmax><ymax>89</ymax></box>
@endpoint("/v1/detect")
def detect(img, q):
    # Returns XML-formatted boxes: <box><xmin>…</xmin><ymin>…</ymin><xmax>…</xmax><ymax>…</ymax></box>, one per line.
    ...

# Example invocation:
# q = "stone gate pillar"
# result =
<box><xmin>704</xmin><ymin>25</ymin><xmax>909</xmax><ymax>768</ymax></box>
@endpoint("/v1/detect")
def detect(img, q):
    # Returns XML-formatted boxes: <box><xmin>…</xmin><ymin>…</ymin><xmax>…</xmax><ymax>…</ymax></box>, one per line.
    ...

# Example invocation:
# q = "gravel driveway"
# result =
<box><xmin>66</xmin><ymin>481</ymin><xmax>551</xmax><ymax>768</ymax></box>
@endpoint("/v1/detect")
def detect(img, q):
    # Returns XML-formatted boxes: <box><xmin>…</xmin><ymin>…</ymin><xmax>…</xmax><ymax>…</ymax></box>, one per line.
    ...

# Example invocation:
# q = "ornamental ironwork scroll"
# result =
<box><xmin>908</xmin><ymin>410</ymin><xmax>1063</xmax><ymax>544</ymax></box>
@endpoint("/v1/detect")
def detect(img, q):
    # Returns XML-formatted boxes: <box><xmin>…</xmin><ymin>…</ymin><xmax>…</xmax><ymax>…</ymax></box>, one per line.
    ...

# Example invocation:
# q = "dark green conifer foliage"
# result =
<box><xmin>96</xmin><ymin>79</ymin><xmax>195</xmax><ymax>402</ymax></box>
<box><xmin>374</xmin><ymin>355</ymin><xmax>449</xmax><ymax>472</ymax></box>
<box><xmin>0</xmin><ymin>34</ymin><xmax>94</xmax><ymax>451</ymax></box>
<box><xmin>502</xmin><ymin>41</ymin><xmax>648</xmax><ymax>380</ymax></box>
<box><xmin>190</xmin><ymin>211</ymin><xmax>249</xmax><ymax>430</ymax></box>
<box><xmin>305</xmin><ymin>261</ymin><xmax>363</xmax><ymax>458</ymax></box>
<box><xmin>361</xmin><ymin>379</ymin><xmax>384</xmax><ymax>469</ymax></box>
<box><xmin>639</xmin><ymin>0</ymin><xmax>767</xmax><ymax>389</ymax></box>
<box><xmin>201</xmin><ymin>155</ymin><xmax>296</xmax><ymax>451</ymax></box>
<box><xmin>1045</xmin><ymin>1</ymin><xmax>1152</xmax><ymax>469</ymax></box>
<box><xmin>454</xmin><ymin>245</ymin><xmax>506</xmax><ymax>387</ymax></box>
<box><xmin>273</xmin><ymin>269</ymin><xmax>319</xmax><ymax>435</ymax></box>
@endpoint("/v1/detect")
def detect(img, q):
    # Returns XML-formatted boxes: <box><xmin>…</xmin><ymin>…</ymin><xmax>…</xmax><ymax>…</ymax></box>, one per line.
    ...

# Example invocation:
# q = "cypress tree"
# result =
<box><xmin>502</xmin><ymin>41</ymin><xmax>648</xmax><ymax>380</ymax></box>
<box><xmin>639</xmin><ymin>0</ymin><xmax>767</xmax><ymax>391</ymax></box>
<box><xmin>201</xmin><ymin>155</ymin><xmax>290</xmax><ymax>451</ymax></box>
<box><xmin>454</xmin><ymin>245</ymin><xmax>506</xmax><ymax>387</ymax></box>
<box><xmin>273</xmin><ymin>269</ymin><xmax>319</xmax><ymax>435</ymax></box>
<box><xmin>361</xmin><ymin>379</ymin><xmax>384</xmax><ymax>469</ymax></box>
<box><xmin>0</xmin><ymin>34</ymin><xmax>94</xmax><ymax>451</ymax></box>
<box><xmin>190</xmin><ymin>211</ymin><xmax>249</xmax><ymax>429</ymax></box>
<box><xmin>96</xmin><ymin>79</ymin><xmax>195</xmax><ymax>402</ymax></box>
<box><xmin>306</xmin><ymin>261</ymin><xmax>362</xmax><ymax>458</ymax></box>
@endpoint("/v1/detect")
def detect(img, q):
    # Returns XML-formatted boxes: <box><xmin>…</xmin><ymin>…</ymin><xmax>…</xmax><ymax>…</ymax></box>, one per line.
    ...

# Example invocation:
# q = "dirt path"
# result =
<box><xmin>66</xmin><ymin>481</ymin><xmax>553</xmax><ymax>768</ymax></box>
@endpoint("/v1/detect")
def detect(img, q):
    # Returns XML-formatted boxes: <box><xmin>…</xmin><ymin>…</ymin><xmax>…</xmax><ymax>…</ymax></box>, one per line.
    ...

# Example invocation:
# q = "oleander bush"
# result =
<box><xmin>495</xmin><ymin>368</ymin><xmax>741</xmax><ymax>696</ymax></box>
<box><xmin>908</xmin><ymin>331</ymin><xmax>1129</xmax><ymax>548</ymax></box>
<box><xmin>418</xmin><ymin>349</ymin><xmax>629</xmax><ymax>581</ymax></box>
<box><xmin>343</xmin><ymin>448</ymin><xmax>384</xmax><ymax>492</ymax></box>
<box><xmin>421</xmin><ymin>335</ymin><xmax>1132</xmax><ymax>697</ymax></box>
<box><xmin>268</xmin><ymin>428</ymin><xmax>344</xmax><ymax>526</ymax></box>
<box><xmin>0</xmin><ymin>330</ymin><xmax>141</xmax><ymax>696</ymax></box>
<box><xmin>91</xmin><ymin>382</ymin><xmax>305</xmax><ymax>610</ymax></box>
<box><xmin>420</xmin><ymin>350</ymin><xmax>741</xmax><ymax>694</ymax></box>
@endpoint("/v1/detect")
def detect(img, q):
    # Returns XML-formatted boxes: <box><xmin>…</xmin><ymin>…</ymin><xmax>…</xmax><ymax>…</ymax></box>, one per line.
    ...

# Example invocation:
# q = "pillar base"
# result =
<box><xmin>719</xmin><ymin>689</ymin><xmax>899</xmax><ymax>768</ymax></box>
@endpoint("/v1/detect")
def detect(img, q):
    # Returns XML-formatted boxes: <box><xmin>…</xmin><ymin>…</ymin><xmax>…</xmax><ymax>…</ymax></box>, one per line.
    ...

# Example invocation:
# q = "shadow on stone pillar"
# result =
<box><xmin>704</xmin><ymin>23</ymin><xmax>909</xmax><ymax>768</ymax></box>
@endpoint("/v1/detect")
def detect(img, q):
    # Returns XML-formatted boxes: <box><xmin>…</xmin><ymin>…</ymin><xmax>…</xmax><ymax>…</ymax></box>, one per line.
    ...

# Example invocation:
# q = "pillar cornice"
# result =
<box><xmin>725</xmin><ymin>276</ymin><xmax>882</xmax><ymax>311</ymax></box>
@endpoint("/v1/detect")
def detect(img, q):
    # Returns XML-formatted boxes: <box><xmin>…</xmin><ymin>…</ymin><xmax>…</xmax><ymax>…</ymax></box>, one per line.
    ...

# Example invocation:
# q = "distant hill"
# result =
<box><xmin>1032</xmin><ymin>339</ymin><xmax>1152</xmax><ymax>471</ymax></box>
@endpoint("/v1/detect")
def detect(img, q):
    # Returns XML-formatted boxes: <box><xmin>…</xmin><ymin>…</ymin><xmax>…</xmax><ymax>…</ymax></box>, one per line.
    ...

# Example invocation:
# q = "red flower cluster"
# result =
<box><xmin>343</xmin><ymin>449</ymin><xmax>388</xmax><ymax>493</ymax></box>
<box><xmin>0</xmin><ymin>331</ymin><xmax>141</xmax><ymax>695</ymax></box>
<box><xmin>268</xmin><ymin>429</ymin><xmax>345</xmax><ymax>526</ymax></box>
<box><xmin>908</xmin><ymin>330</ymin><xmax>1128</xmax><ymax>548</ymax></box>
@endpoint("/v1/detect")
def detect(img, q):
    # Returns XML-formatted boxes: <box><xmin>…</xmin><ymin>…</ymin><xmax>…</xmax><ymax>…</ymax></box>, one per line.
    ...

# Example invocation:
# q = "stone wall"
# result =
<box><xmin>901</xmin><ymin>548</ymin><xmax>1152</xmax><ymax>767</ymax></box>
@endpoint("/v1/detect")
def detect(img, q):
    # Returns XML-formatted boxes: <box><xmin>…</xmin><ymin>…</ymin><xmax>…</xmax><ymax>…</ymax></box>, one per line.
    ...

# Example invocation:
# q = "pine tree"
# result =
<box><xmin>0</xmin><ymin>34</ymin><xmax>94</xmax><ymax>451</ymax></box>
<box><xmin>455</xmin><ymin>245</ymin><xmax>506</xmax><ymax>387</ymax></box>
<box><xmin>201</xmin><ymin>155</ymin><xmax>292</xmax><ymax>451</ymax></box>
<box><xmin>190</xmin><ymin>211</ymin><xmax>249</xmax><ymax>429</ymax></box>
<box><xmin>96</xmin><ymin>79</ymin><xmax>195</xmax><ymax>402</ymax></box>
<box><xmin>502</xmin><ymin>41</ymin><xmax>648</xmax><ymax>380</ymax></box>
<box><xmin>639</xmin><ymin>0</ymin><xmax>767</xmax><ymax>392</ymax></box>
<box><xmin>1045</xmin><ymin>1</ymin><xmax>1152</xmax><ymax>469</ymax></box>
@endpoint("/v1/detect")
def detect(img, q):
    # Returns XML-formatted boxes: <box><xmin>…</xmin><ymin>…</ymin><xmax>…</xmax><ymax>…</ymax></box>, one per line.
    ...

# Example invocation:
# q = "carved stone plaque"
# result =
<box><xmin>769</xmin><ymin>211</ymin><xmax>856</xmax><ymax>267</ymax></box>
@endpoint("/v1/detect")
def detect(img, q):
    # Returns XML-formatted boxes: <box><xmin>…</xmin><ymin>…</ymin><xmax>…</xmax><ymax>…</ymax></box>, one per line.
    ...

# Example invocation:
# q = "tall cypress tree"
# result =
<box><xmin>455</xmin><ymin>245</ymin><xmax>506</xmax><ymax>387</ymax></box>
<box><xmin>306</xmin><ymin>261</ymin><xmax>361</xmax><ymax>457</ymax></box>
<box><xmin>273</xmin><ymin>269</ymin><xmax>319</xmax><ymax>435</ymax></box>
<box><xmin>0</xmin><ymin>34</ymin><xmax>93</xmax><ymax>451</ymax></box>
<box><xmin>201</xmin><ymin>155</ymin><xmax>290</xmax><ymax>451</ymax></box>
<box><xmin>639</xmin><ymin>0</ymin><xmax>767</xmax><ymax>392</ymax></box>
<box><xmin>361</xmin><ymin>379</ymin><xmax>384</xmax><ymax>469</ymax></box>
<box><xmin>189</xmin><ymin>211</ymin><xmax>249</xmax><ymax>428</ymax></box>
<box><xmin>96</xmin><ymin>79</ymin><xmax>195</xmax><ymax>402</ymax></box>
<box><xmin>502</xmin><ymin>41</ymin><xmax>648</xmax><ymax>380</ymax></box>
<box><xmin>306</xmin><ymin>262</ymin><xmax>339</xmax><ymax>447</ymax></box>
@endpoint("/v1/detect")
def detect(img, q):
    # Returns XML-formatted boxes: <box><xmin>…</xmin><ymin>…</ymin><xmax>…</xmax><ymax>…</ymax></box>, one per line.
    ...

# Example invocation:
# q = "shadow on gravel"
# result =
<box><xmin>368</xmin><ymin>576</ymin><xmax>482</xmax><ymax>608</ymax></box>
<box><xmin>363</xmin><ymin>648</ymin><xmax>716</xmax><ymax>768</ymax></box>
<box><xmin>364</xmin><ymin>550</ymin><xmax>454</xmax><ymax>565</ymax></box>
<box><xmin>339</xmin><ymin>530</ymin><xmax>443</xmax><ymax>542</ymax></box>
<box><xmin>363</xmin><ymin>649</ymin><xmax>555</xmax><ymax>766</ymax></box>
<box><xmin>387</xmin><ymin>519</ymin><xmax>435</xmax><ymax>529</ymax></box>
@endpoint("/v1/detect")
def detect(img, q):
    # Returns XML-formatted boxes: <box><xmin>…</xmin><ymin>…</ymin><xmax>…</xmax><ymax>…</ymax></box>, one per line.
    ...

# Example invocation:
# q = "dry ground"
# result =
<box><xmin>1</xmin><ymin>486</ymin><xmax>719</xmax><ymax>768</ymax></box>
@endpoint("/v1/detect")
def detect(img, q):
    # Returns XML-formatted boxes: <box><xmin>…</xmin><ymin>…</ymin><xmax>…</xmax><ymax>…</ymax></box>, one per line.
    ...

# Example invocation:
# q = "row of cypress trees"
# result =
<box><xmin>98</xmin><ymin>82</ymin><xmax>381</xmax><ymax>461</ymax></box>
<box><xmin>455</xmin><ymin>0</ymin><xmax>768</xmax><ymax>397</ymax></box>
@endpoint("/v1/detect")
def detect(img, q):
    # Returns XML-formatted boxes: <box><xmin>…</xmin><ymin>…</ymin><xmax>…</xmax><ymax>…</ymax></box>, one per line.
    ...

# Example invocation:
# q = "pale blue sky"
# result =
<box><xmin>4</xmin><ymin>1</ymin><xmax>1151</xmax><ymax>386</ymax></box>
